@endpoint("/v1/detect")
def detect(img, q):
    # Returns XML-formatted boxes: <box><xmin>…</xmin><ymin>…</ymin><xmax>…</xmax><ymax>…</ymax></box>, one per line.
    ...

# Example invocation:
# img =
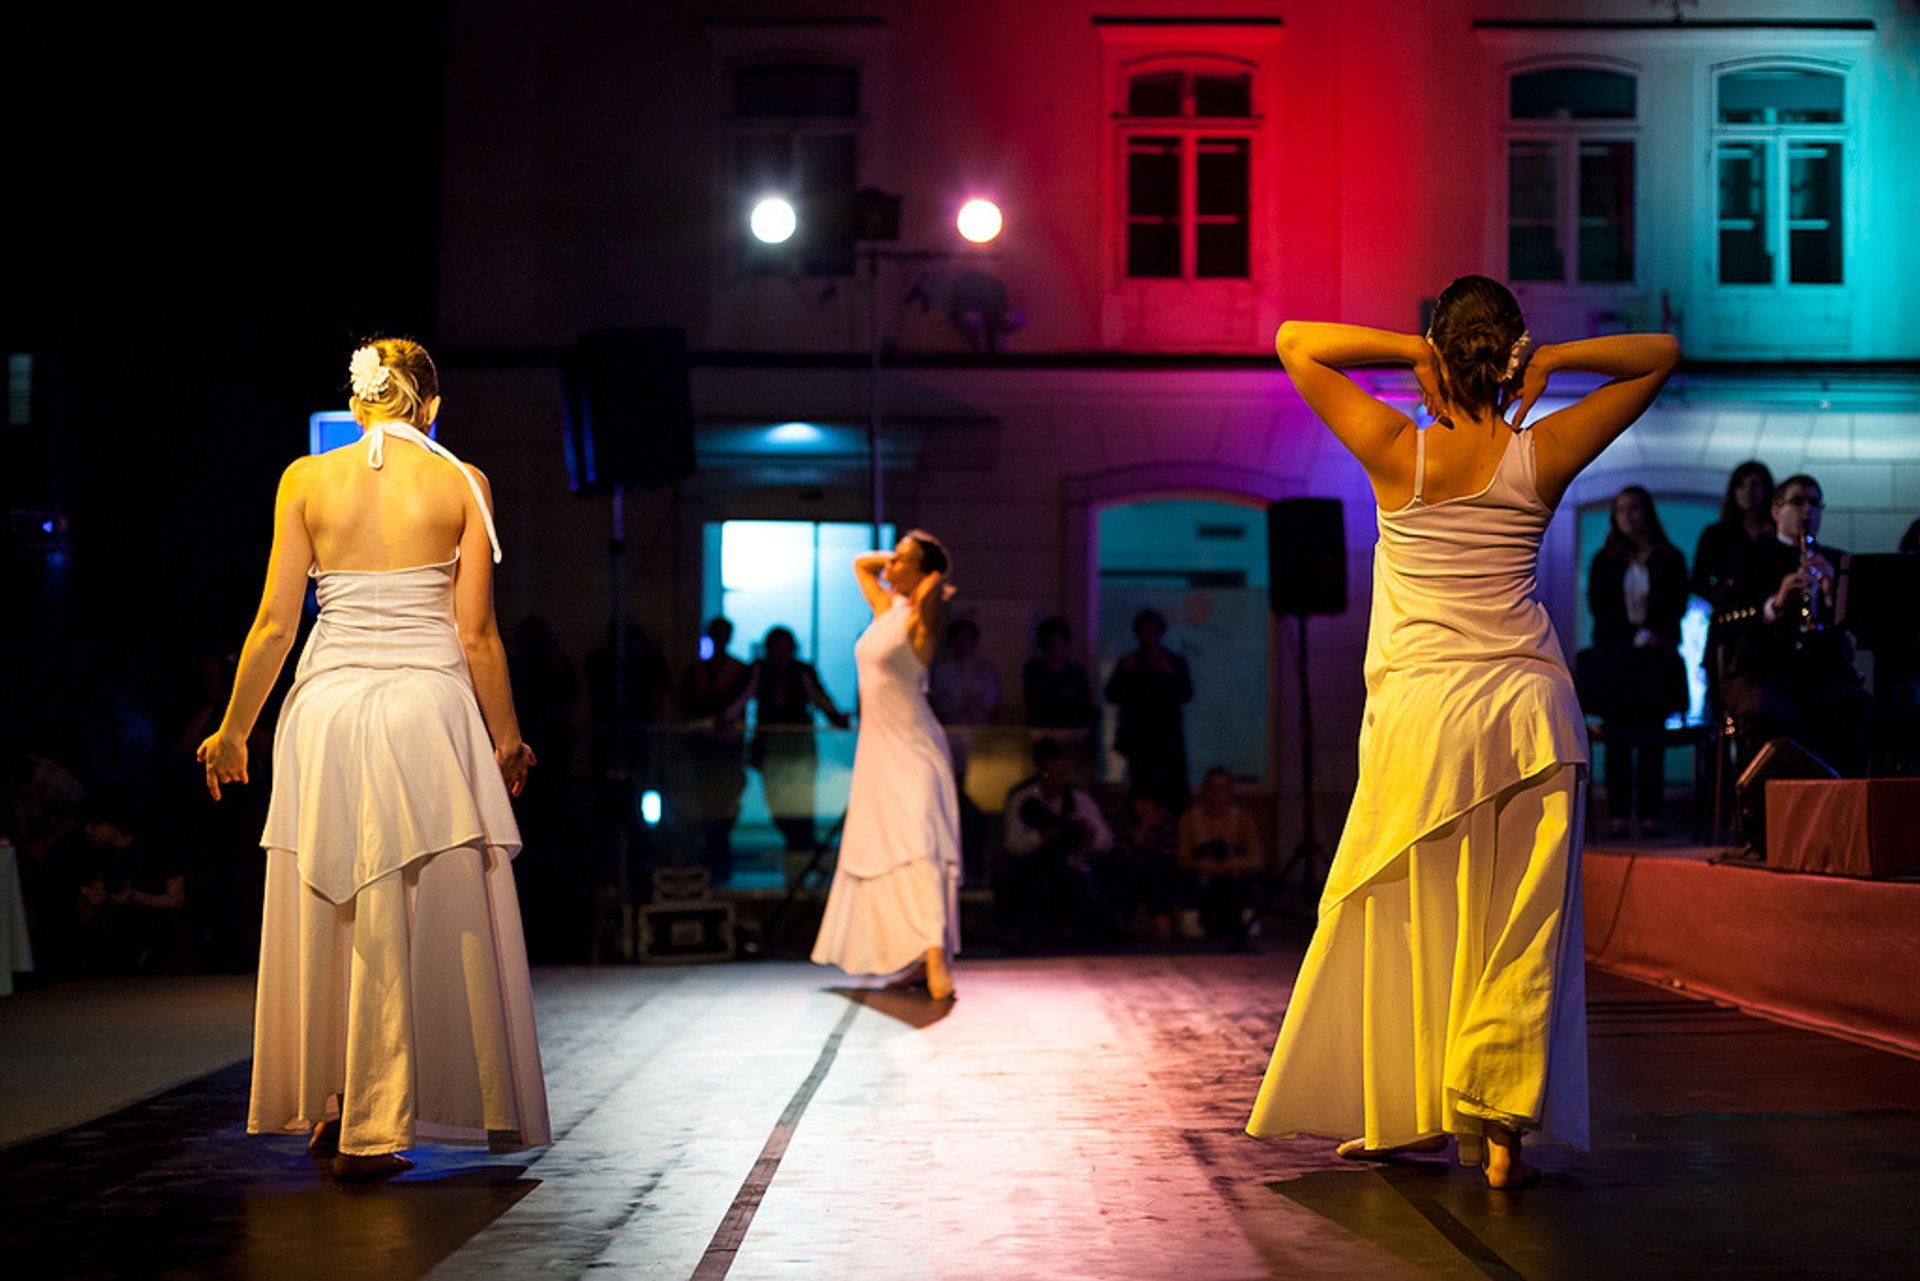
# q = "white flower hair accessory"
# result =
<box><xmin>349</xmin><ymin>345</ymin><xmax>392</xmax><ymax>401</ymax></box>
<box><xmin>1502</xmin><ymin>332</ymin><xmax>1534</xmax><ymax>384</ymax></box>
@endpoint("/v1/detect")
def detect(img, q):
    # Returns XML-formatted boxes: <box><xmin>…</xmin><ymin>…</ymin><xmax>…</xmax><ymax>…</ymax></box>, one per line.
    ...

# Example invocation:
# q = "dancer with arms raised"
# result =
<box><xmin>198</xmin><ymin>339</ymin><xmax>548</xmax><ymax>1179</ymax></box>
<box><xmin>812</xmin><ymin>532</ymin><xmax>963</xmax><ymax>1000</ymax></box>
<box><xmin>1246</xmin><ymin>278</ymin><xmax>1678</xmax><ymax>1188</ymax></box>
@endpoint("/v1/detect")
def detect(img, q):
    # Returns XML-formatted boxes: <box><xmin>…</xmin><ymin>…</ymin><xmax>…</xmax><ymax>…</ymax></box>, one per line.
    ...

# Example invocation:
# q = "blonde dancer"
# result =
<box><xmin>1246</xmin><ymin>278</ymin><xmax>1678</xmax><ymax>1188</ymax></box>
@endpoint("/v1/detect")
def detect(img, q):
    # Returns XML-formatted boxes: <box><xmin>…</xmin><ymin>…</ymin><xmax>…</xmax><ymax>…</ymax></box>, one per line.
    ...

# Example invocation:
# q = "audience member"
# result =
<box><xmin>679</xmin><ymin>617</ymin><xmax>752</xmax><ymax>884</ymax></box>
<box><xmin>3</xmin><ymin>749</ymin><xmax>85</xmax><ymax>981</ymax></box>
<box><xmin>1108</xmin><ymin>787</ymin><xmax>1181</xmax><ymax>941</ymax></box>
<box><xmin>1105</xmin><ymin>609</ymin><xmax>1194</xmax><ymax>809</ymax></box>
<box><xmin>1177</xmin><ymin>766</ymin><xmax>1263</xmax><ymax>938</ymax></box>
<box><xmin>1022</xmin><ymin>617</ymin><xmax>1098</xmax><ymax>730</ymax></box>
<box><xmin>929</xmin><ymin>617</ymin><xmax>1000</xmax><ymax>789</ymax></box>
<box><xmin>1583</xmin><ymin>486</ymin><xmax>1689</xmax><ymax>838</ymax></box>
<box><xmin>510</xmin><ymin>615</ymin><xmax>584</xmax><ymax>960</ymax></box>
<box><xmin>169</xmin><ymin>652</ymin><xmax>270</xmax><ymax>972</ymax></box>
<box><xmin>65</xmin><ymin>789</ymin><xmax>189</xmax><ymax>975</ymax></box>
<box><xmin>737</xmin><ymin>627</ymin><xmax>851</xmax><ymax>854</ymax></box>
<box><xmin>1719</xmin><ymin>474</ymin><xmax>1872</xmax><ymax>776</ymax></box>
<box><xmin>1692</xmin><ymin>460</ymin><xmax>1775</xmax><ymax>690</ymax></box>
<box><xmin>1001</xmin><ymin>737</ymin><xmax>1118</xmax><ymax>944</ymax></box>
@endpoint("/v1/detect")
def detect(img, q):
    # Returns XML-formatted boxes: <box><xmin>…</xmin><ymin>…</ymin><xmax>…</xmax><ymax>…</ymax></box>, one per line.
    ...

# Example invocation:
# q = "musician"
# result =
<box><xmin>1718</xmin><ymin>474</ymin><xmax>1871</xmax><ymax>775</ymax></box>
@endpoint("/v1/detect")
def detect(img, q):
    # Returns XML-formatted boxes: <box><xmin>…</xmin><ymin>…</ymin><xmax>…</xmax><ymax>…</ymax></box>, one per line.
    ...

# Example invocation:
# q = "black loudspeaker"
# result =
<box><xmin>1736</xmin><ymin>737</ymin><xmax>1839</xmax><ymax>858</ymax></box>
<box><xmin>1267</xmin><ymin>498</ymin><xmax>1347</xmax><ymax>616</ymax></box>
<box><xmin>563</xmin><ymin>328</ymin><xmax>695</xmax><ymax>493</ymax></box>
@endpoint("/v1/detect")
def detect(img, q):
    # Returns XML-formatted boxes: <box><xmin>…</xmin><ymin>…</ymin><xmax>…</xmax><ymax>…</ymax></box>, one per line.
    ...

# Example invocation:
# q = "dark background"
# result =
<box><xmin>2</xmin><ymin>2</ymin><xmax>447</xmax><ymax>753</ymax></box>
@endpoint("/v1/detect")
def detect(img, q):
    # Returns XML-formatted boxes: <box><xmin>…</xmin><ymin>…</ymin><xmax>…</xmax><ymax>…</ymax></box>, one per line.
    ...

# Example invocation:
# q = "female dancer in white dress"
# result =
<box><xmin>1246</xmin><ymin>278</ymin><xmax>1678</xmax><ymax>1188</ymax></box>
<box><xmin>811</xmin><ymin>532</ymin><xmax>962</xmax><ymax>1000</ymax></box>
<box><xmin>197</xmin><ymin>338</ymin><xmax>549</xmax><ymax>1179</ymax></box>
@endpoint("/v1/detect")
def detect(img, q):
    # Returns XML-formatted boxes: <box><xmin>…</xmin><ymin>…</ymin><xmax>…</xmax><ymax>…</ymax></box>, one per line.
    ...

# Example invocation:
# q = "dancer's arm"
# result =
<box><xmin>1517</xmin><ymin>334</ymin><xmax>1680</xmax><ymax>506</ymax></box>
<box><xmin>197</xmin><ymin>460</ymin><xmax>316</xmax><ymax>800</ymax></box>
<box><xmin>1275</xmin><ymin>322</ymin><xmax>1427</xmax><ymax>476</ymax></box>
<box><xmin>908</xmin><ymin>571</ymin><xmax>947</xmax><ymax>666</ymax></box>
<box><xmin>453</xmin><ymin>467</ymin><xmax>535</xmax><ymax>796</ymax></box>
<box><xmin>853</xmin><ymin>552</ymin><xmax>891</xmax><ymax>614</ymax></box>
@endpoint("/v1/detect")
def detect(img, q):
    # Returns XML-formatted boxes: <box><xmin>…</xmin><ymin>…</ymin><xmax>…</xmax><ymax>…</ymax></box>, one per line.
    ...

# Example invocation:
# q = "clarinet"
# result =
<box><xmin>1799</xmin><ymin>531</ymin><xmax>1827</xmax><ymax>634</ymax></box>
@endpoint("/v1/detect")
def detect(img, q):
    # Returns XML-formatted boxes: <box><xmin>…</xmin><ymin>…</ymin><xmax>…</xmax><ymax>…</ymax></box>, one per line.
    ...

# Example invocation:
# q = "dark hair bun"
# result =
<box><xmin>1428</xmin><ymin>275</ymin><xmax>1526</xmax><ymax>419</ymax></box>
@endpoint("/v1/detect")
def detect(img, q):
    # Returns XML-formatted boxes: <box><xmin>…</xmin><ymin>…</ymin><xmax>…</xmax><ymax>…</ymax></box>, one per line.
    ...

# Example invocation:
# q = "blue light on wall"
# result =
<box><xmin>310</xmin><ymin>411</ymin><xmax>359</xmax><ymax>454</ymax></box>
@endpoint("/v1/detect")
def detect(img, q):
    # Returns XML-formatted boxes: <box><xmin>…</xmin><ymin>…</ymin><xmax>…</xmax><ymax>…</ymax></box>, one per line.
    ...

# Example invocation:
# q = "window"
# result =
<box><xmin>1505</xmin><ymin>67</ymin><xmax>1637</xmax><ymax>285</ymax></box>
<box><xmin>1714</xmin><ymin>66</ymin><xmax>1845</xmax><ymax>286</ymax></box>
<box><xmin>1119</xmin><ymin>65</ymin><xmax>1255</xmax><ymax>280</ymax></box>
<box><xmin>730</xmin><ymin>62</ymin><xmax>861</xmax><ymax>276</ymax></box>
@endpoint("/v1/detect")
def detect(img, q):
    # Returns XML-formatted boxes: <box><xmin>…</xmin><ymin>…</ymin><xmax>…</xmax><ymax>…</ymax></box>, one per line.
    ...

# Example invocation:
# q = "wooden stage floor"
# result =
<box><xmin>4</xmin><ymin>949</ymin><xmax>1919</xmax><ymax>1279</ymax></box>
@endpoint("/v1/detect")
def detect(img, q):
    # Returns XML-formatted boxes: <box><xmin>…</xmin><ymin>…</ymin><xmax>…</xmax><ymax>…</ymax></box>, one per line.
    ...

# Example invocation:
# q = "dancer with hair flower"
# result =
<box><xmin>1246</xmin><ymin>278</ymin><xmax>1678</xmax><ymax>1189</ymax></box>
<box><xmin>812</xmin><ymin>532</ymin><xmax>963</xmax><ymax>999</ymax></box>
<box><xmin>198</xmin><ymin>339</ymin><xmax>548</xmax><ymax>1180</ymax></box>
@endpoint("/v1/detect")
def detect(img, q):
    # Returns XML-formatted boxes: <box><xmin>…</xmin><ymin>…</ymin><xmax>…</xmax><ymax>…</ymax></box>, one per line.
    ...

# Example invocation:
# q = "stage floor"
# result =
<box><xmin>4</xmin><ymin>951</ymin><xmax>1919</xmax><ymax>1279</ymax></box>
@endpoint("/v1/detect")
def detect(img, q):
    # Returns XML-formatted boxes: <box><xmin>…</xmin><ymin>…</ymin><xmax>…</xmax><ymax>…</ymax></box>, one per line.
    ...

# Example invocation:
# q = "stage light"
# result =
<box><xmin>640</xmin><ymin>789</ymin><xmax>664</xmax><ymax>827</ymax></box>
<box><xmin>767</xmin><ymin>421</ymin><xmax>825</xmax><ymax>445</ymax></box>
<box><xmin>956</xmin><ymin>199</ymin><xmax>1002</xmax><ymax>244</ymax></box>
<box><xmin>750</xmin><ymin>197</ymin><xmax>797</xmax><ymax>245</ymax></box>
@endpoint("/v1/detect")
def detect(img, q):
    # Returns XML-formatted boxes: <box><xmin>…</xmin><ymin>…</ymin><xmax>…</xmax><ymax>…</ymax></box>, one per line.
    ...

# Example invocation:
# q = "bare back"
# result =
<box><xmin>303</xmin><ymin>438</ymin><xmax>477</xmax><ymax>573</ymax></box>
<box><xmin>1366</xmin><ymin>412</ymin><xmax>1517</xmax><ymax>512</ymax></box>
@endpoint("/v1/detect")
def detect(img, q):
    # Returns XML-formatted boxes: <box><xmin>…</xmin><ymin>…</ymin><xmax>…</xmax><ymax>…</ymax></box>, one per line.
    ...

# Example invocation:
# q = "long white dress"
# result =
<box><xmin>248</xmin><ymin>422</ymin><xmax>550</xmax><ymax>1157</ymax></box>
<box><xmin>1247</xmin><ymin>424</ymin><xmax>1589</xmax><ymax>1162</ymax></box>
<box><xmin>811</xmin><ymin>595</ymin><xmax>962</xmax><ymax>975</ymax></box>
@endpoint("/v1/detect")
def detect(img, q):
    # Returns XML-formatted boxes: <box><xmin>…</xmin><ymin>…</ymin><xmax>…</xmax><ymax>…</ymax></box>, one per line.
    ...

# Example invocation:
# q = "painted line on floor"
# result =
<box><xmin>1380</xmin><ymin>1168</ymin><xmax>1527</xmax><ymax>1281</ymax></box>
<box><xmin>690</xmin><ymin>995</ymin><xmax>864</xmax><ymax>1281</ymax></box>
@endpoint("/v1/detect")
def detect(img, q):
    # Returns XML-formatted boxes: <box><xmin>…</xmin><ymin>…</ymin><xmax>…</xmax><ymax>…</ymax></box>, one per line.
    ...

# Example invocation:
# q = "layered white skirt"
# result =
<box><xmin>811</xmin><ymin>855</ymin><xmax>959</xmax><ymax>977</ymax></box>
<box><xmin>1247</xmin><ymin>764</ymin><xmax>1588</xmax><ymax>1161</ymax></box>
<box><xmin>247</xmin><ymin>843</ymin><xmax>551</xmax><ymax>1155</ymax></box>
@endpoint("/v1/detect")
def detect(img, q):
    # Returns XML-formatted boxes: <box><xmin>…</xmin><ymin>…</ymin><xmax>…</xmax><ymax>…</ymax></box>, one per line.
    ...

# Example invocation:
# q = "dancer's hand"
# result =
<box><xmin>196</xmin><ymin>732</ymin><xmax>248</xmax><ymax>801</ymax></box>
<box><xmin>1510</xmin><ymin>344</ymin><xmax>1555</xmax><ymax>427</ymax></box>
<box><xmin>1413</xmin><ymin>342</ymin><xmax>1444</xmax><ymax>420</ymax></box>
<box><xmin>497</xmin><ymin>741</ymin><xmax>537</xmax><ymax>797</ymax></box>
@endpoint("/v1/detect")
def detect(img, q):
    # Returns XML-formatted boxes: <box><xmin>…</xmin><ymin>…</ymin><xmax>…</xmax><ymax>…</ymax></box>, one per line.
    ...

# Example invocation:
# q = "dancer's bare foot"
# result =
<box><xmin>924</xmin><ymin>946</ymin><xmax>954</xmax><ymax>1001</ymax></box>
<box><xmin>1481</xmin><ymin>1124</ymin><xmax>1539</xmax><ymax>1190</ymax></box>
<box><xmin>332</xmin><ymin>1153</ymin><xmax>414</xmax><ymax>1182</ymax></box>
<box><xmin>307</xmin><ymin>1118</ymin><xmax>341</xmax><ymax>1157</ymax></box>
<box><xmin>1336</xmin><ymin>1134</ymin><xmax>1448</xmax><ymax>1162</ymax></box>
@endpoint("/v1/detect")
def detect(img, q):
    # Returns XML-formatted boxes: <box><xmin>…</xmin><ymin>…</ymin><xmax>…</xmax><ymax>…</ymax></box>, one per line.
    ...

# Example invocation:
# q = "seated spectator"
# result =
<box><xmin>1022</xmin><ymin>617</ymin><xmax>1098</xmax><ymax>731</ymax></box>
<box><xmin>1001</xmin><ymin>738</ymin><xmax>1118</xmax><ymax>945</ymax></box>
<box><xmin>66</xmin><ymin>790</ymin><xmax>190</xmax><ymax>975</ymax></box>
<box><xmin>1177</xmin><ymin>766</ymin><xmax>1264</xmax><ymax>938</ymax></box>
<box><xmin>1108</xmin><ymin>787</ymin><xmax>1181</xmax><ymax>941</ymax></box>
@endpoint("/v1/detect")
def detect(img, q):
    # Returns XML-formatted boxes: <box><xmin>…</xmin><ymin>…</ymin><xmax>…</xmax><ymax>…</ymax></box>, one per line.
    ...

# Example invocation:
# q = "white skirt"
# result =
<box><xmin>811</xmin><ymin>856</ymin><xmax>959</xmax><ymax>977</ymax></box>
<box><xmin>247</xmin><ymin>844</ymin><xmax>551</xmax><ymax>1156</ymax></box>
<box><xmin>1248</xmin><ymin>764</ymin><xmax>1588</xmax><ymax>1162</ymax></box>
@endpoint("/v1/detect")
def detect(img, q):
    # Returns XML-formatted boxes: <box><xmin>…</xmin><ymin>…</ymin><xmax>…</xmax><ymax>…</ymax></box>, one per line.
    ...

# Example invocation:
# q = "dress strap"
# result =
<box><xmin>1413</xmin><ymin>426</ymin><xmax>1426</xmax><ymax>504</ymax></box>
<box><xmin>364</xmin><ymin>420</ymin><xmax>503</xmax><ymax>563</ymax></box>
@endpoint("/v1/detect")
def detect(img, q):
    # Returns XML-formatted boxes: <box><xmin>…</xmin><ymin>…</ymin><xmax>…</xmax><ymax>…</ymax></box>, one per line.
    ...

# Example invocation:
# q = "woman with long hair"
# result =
<box><xmin>1586</xmin><ymin>486</ymin><xmax>1690</xmax><ymax>837</ymax></box>
<box><xmin>811</xmin><ymin>532</ymin><xmax>962</xmax><ymax>999</ymax></box>
<box><xmin>197</xmin><ymin>339</ymin><xmax>548</xmax><ymax>1180</ymax></box>
<box><xmin>1245</xmin><ymin>278</ymin><xmax>1679</xmax><ymax>1189</ymax></box>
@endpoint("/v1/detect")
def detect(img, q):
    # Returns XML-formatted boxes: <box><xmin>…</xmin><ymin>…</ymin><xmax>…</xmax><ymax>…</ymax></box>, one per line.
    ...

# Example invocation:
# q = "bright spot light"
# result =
<box><xmin>640</xmin><ymin>790</ymin><xmax>663</xmax><ymax>826</ymax></box>
<box><xmin>750</xmin><ymin>197</ymin><xmax>797</xmax><ymax>244</ymax></box>
<box><xmin>41</xmin><ymin>520</ymin><xmax>55</xmax><ymax>534</ymax></box>
<box><xmin>767</xmin><ymin>421</ymin><xmax>824</xmax><ymax>445</ymax></box>
<box><xmin>956</xmin><ymin>198</ymin><xmax>1002</xmax><ymax>244</ymax></box>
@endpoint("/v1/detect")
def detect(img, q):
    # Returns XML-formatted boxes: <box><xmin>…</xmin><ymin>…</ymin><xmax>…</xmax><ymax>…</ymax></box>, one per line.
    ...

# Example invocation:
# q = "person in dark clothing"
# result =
<box><xmin>1104</xmin><ymin>609</ymin><xmax>1194</xmax><ymax>809</ymax></box>
<box><xmin>737</xmin><ymin>627</ymin><xmax>850</xmax><ymax>853</ymax></box>
<box><xmin>679</xmin><ymin>618</ymin><xmax>752</xmax><ymax>884</ymax></box>
<box><xmin>67</xmin><ymin>791</ymin><xmax>190</xmax><ymax>975</ymax></box>
<box><xmin>1022</xmin><ymin>616</ymin><xmax>1099</xmax><ymax>730</ymax></box>
<box><xmin>1692</xmin><ymin>461</ymin><xmax>1775</xmax><ymax>684</ymax></box>
<box><xmin>1001</xmin><ymin>737</ymin><xmax>1119</xmax><ymax>945</ymax></box>
<box><xmin>509</xmin><ymin>616</ymin><xmax>584</xmax><ymax>960</ymax></box>
<box><xmin>1584</xmin><ymin>486</ymin><xmax>1690</xmax><ymax>837</ymax></box>
<box><xmin>1718</xmin><ymin>474</ymin><xmax>1871</xmax><ymax>777</ymax></box>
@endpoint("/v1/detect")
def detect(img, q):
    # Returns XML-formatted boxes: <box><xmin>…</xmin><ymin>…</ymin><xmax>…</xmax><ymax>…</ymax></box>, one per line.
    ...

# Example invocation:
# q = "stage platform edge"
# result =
<box><xmin>1584</xmin><ymin>845</ymin><xmax>1920</xmax><ymax>1061</ymax></box>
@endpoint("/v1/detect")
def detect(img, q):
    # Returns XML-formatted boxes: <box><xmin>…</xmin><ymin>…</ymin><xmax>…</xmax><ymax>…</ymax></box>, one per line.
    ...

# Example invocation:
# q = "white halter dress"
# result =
<box><xmin>1248</xmin><ymin>424</ymin><xmax>1590</xmax><ymax>1161</ymax></box>
<box><xmin>812</xmin><ymin>594</ymin><xmax>962</xmax><ymax>975</ymax></box>
<box><xmin>248</xmin><ymin>420</ymin><xmax>550</xmax><ymax>1156</ymax></box>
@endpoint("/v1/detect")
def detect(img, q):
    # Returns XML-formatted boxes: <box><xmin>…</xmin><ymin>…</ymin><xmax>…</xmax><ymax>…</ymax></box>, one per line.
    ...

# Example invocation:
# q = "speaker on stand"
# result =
<box><xmin>1723</xmin><ymin>736</ymin><xmax>1839</xmax><ymax>864</ymax></box>
<box><xmin>563</xmin><ymin>328</ymin><xmax>696</xmax><ymax>960</ymax></box>
<box><xmin>1235</xmin><ymin>498</ymin><xmax>1347</xmax><ymax>947</ymax></box>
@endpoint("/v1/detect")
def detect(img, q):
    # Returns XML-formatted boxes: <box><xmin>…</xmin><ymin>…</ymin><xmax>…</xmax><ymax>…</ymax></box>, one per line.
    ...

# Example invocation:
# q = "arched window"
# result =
<box><xmin>1119</xmin><ymin>63</ymin><xmax>1257</xmax><ymax>281</ymax></box>
<box><xmin>730</xmin><ymin>61</ymin><xmax>862</xmax><ymax>277</ymax></box>
<box><xmin>1714</xmin><ymin>65</ymin><xmax>1847</xmax><ymax>286</ymax></box>
<box><xmin>1504</xmin><ymin>65</ymin><xmax>1637</xmax><ymax>285</ymax></box>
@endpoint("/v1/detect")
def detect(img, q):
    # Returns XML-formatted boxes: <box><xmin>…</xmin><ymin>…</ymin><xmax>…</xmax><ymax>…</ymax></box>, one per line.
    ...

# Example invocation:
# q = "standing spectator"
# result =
<box><xmin>510</xmin><ymin>616</ymin><xmax>582</xmax><ymax>960</ymax></box>
<box><xmin>928</xmin><ymin>617</ymin><xmax>1000</xmax><ymax>788</ymax></box>
<box><xmin>1584</xmin><ymin>486</ymin><xmax>1689</xmax><ymax>838</ymax></box>
<box><xmin>739</xmin><ymin>627</ymin><xmax>850</xmax><ymax>855</ymax></box>
<box><xmin>1023</xmin><ymin>617</ymin><xmax>1098</xmax><ymax>730</ymax></box>
<box><xmin>679</xmin><ymin>618</ymin><xmax>752</xmax><ymax>884</ymax></box>
<box><xmin>1177</xmin><ymin>766</ymin><xmax>1263</xmax><ymax>938</ymax></box>
<box><xmin>1001</xmin><ymin>738</ymin><xmax>1118</xmax><ymax>944</ymax></box>
<box><xmin>1104</xmin><ymin>609</ymin><xmax>1194</xmax><ymax>808</ymax></box>
<box><xmin>1692</xmin><ymin>460</ymin><xmax>1775</xmax><ymax>687</ymax></box>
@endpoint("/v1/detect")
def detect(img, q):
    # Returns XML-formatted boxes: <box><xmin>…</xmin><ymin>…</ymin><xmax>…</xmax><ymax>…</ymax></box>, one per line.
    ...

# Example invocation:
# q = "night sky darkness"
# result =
<box><xmin>3</xmin><ymin>3</ymin><xmax>445</xmax><ymax>750</ymax></box>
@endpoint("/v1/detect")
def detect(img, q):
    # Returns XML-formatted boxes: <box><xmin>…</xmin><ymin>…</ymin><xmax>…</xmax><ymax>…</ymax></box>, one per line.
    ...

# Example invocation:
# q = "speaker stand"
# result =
<box><xmin>1234</xmin><ymin>611</ymin><xmax>1327</xmax><ymax>951</ymax></box>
